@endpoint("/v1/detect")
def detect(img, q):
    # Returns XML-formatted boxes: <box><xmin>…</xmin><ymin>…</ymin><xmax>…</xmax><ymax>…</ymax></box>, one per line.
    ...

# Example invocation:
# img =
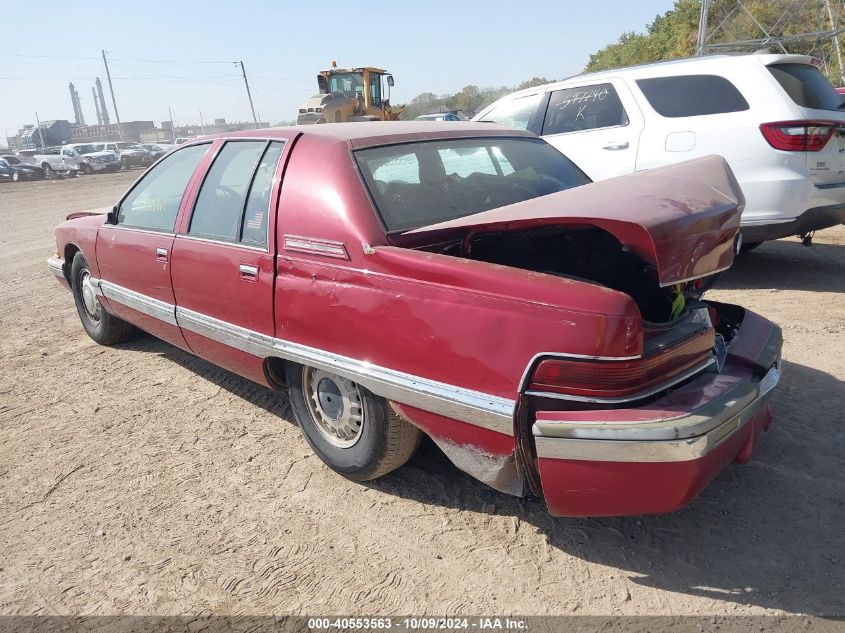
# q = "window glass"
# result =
<box><xmin>117</xmin><ymin>143</ymin><xmax>208</xmax><ymax>231</ymax></box>
<box><xmin>369</xmin><ymin>74</ymin><xmax>382</xmax><ymax>107</ymax></box>
<box><xmin>768</xmin><ymin>63</ymin><xmax>843</xmax><ymax>111</ymax></box>
<box><xmin>480</xmin><ymin>94</ymin><xmax>541</xmax><ymax>129</ymax></box>
<box><xmin>372</xmin><ymin>152</ymin><xmax>420</xmax><ymax>184</ymax></box>
<box><xmin>543</xmin><ymin>83</ymin><xmax>628</xmax><ymax>134</ymax></box>
<box><xmin>355</xmin><ymin>137</ymin><xmax>591</xmax><ymax>232</ymax></box>
<box><xmin>242</xmin><ymin>142</ymin><xmax>285</xmax><ymax>247</ymax></box>
<box><xmin>636</xmin><ymin>75</ymin><xmax>749</xmax><ymax>117</ymax></box>
<box><xmin>190</xmin><ymin>141</ymin><xmax>267</xmax><ymax>241</ymax></box>
<box><xmin>0</xmin><ymin>159</ymin><xmax>8</xmax><ymax>168</ymax></box>
<box><xmin>438</xmin><ymin>147</ymin><xmax>497</xmax><ymax>177</ymax></box>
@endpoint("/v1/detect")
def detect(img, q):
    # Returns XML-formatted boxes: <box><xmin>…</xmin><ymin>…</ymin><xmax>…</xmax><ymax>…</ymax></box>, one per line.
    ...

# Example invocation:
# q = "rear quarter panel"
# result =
<box><xmin>274</xmin><ymin>136</ymin><xmax>642</xmax><ymax>404</ymax></box>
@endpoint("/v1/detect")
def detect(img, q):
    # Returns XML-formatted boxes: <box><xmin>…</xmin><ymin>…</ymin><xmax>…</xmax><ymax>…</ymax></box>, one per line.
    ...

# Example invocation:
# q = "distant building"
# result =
<box><xmin>70</xmin><ymin>121</ymin><xmax>155</xmax><ymax>143</ymax></box>
<box><xmin>8</xmin><ymin>120</ymin><xmax>72</xmax><ymax>150</ymax></box>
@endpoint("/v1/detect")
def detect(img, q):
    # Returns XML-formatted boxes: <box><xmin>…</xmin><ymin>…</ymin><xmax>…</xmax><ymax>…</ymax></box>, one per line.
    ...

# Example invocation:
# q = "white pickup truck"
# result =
<box><xmin>20</xmin><ymin>147</ymin><xmax>81</xmax><ymax>178</ymax></box>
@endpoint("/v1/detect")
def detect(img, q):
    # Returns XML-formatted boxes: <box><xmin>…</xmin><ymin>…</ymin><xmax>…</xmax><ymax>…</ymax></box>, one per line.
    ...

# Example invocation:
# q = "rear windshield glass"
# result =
<box><xmin>636</xmin><ymin>75</ymin><xmax>749</xmax><ymax>117</ymax></box>
<box><xmin>355</xmin><ymin>137</ymin><xmax>590</xmax><ymax>233</ymax></box>
<box><xmin>768</xmin><ymin>63</ymin><xmax>843</xmax><ymax>111</ymax></box>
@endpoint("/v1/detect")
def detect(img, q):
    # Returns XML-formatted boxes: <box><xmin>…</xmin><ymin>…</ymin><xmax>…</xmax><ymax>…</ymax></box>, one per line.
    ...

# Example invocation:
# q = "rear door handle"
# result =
<box><xmin>156</xmin><ymin>247</ymin><xmax>168</xmax><ymax>261</ymax></box>
<box><xmin>602</xmin><ymin>141</ymin><xmax>630</xmax><ymax>150</ymax></box>
<box><xmin>239</xmin><ymin>264</ymin><xmax>259</xmax><ymax>280</ymax></box>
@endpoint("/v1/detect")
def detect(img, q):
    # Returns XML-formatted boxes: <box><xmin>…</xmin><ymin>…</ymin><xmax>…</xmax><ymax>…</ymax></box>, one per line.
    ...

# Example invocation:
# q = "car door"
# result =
<box><xmin>169</xmin><ymin>139</ymin><xmax>287</xmax><ymax>385</ymax></box>
<box><xmin>95</xmin><ymin>142</ymin><xmax>211</xmax><ymax>349</ymax></box>
<box><xmin>0</xmin><ymin>159</ymin><xmax>10</xmax><ymax>181</ymax></box>
<box><xmin>538</xmin><ymin>79</ymin><xmax>644</xmax><ymax>181</ymax></box>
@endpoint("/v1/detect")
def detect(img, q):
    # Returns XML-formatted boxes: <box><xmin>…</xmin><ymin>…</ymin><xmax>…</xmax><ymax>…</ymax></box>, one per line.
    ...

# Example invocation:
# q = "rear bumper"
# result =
<box><xmin>742</xmin><ymin>201</ymin><xmax>845</xmax><ymax>242</ymax></box>
<box><xmin>533</xmin><ymin>311</ymin><xmax>782</xmax><ymax>517</ymax></box>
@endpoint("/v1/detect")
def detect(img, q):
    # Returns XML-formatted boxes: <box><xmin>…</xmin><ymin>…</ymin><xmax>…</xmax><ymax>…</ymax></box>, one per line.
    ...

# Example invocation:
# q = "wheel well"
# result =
<box><xmin>263</xmin><ymin>356</ymin><xmax>288</xmax><ymax>389</ymax></box>
<box><xmin>63</xmin><ymin>243</ymin><xmax>80</xmax><ymax>282</ymax></box>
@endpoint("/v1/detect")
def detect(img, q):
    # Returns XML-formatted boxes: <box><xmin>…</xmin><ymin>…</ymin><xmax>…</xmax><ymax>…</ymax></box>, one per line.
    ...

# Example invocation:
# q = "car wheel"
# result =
<box><xmin>70</xmin><ymin>252</ymin><xmax>135</xmax><ymax>345</ymax></box>
<box><xmin>288</xmin><ymin>363</ymin><xmax>422</xmax><ymax>481</ymax></box>
<box><xmin>740</xmin><ymin>241</ymin><xmax>763</xmax><ymax>253</ymax></box>
<box><xmin>81</xmin><ymin>164</ymin><xmax>92</xmax><ymax>175</ymax></box>
<box><xmin>42</xmin><ymin>164</ymin><xmax>53</xmax><ymax>179</ymax></box>
<box><xmin>11</xmin><ymin>171</ymin><xmax>19</xmax><ymax>182</ymax></box>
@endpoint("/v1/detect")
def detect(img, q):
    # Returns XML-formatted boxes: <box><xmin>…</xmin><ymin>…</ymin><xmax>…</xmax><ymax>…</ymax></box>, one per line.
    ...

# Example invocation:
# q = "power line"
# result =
<box><xmin>0</xmin><ymin>52</ymin><xmax>100</xmax><ymax>60</ymax></box>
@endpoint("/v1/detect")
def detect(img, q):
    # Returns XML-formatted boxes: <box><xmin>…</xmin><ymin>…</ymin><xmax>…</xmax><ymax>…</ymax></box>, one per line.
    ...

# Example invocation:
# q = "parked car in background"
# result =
<box><xmin>0</xmin><ymin>155</ymin><xmax>45</xmax><ymax>181</ymax></box>
<box><xmin>476</xmin><ymin>53</ymin><xmax>845</xmax><ymax>249</ymax></box>
<box><xmin>46</xmin><ymin>123</ymin><xmax>781</xmax><ymax>517</ymax></box>
<box><xmin>24</xmin><ymin>146</ymin><xmax>80</xmax><ymax>178</ymax></box>
<box><xmin>66</xmin><ymin>143</ymin><xmax>121</xmax><ymax>174</ymax></box>
<box><xmin>141</xmin><ymin>143</ymin><xmax>171</xmax><ymax>160</ymax></box>
<box><xmin>90</xmin><ymin>142</ymin><xmax>154</xmax><ymax>170</ymax></box>
<box><xmin>415</xmin><ymin>112</ymin><xmax>465</xmax><ymax>121</ymax></box>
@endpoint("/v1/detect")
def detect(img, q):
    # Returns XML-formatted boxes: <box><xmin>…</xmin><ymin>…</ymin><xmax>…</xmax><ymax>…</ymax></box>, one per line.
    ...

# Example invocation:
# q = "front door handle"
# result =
<box><xmin>602</xmin><ymin>141</ymin><xmax>630</xmax><ymax>150</ymax></box>
<box><xmin>156</xmin><ymin>247</ymin><xmax>168</xmax><ymax>261</ymax></box>
<box><xmin>239</xmin><ymin>264</ymin><xmax>258</xmax><ymax>280</ymax></box>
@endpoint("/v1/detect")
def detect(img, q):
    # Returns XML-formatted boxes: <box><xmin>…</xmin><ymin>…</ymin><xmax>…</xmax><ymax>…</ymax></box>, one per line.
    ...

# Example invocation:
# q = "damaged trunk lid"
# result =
<box><xmin>405</xmin><ymin>155</ymin><xmax>744</xmax><ymax>287</ymax></box>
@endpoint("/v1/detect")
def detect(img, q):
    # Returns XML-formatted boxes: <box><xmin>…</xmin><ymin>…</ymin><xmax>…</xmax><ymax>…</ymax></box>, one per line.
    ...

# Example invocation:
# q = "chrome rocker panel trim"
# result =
<box><xmin>533</xmin><ymin>365</ymin><xmax>780</xmax><ymax>463</ymax></box>
<box><xmin>176</xmin><ymin>306</ymin><xmax>515</xmax><ymax>435</ymax></box>
<box><xmin>97</xmin><ymin>280</ymin><xmax>178</xmax><ymax>327</ymax></box>
<box><xmin>80</xmin><ymin>276</ymin><xmax>515</xmax><ymax>436</ymax></box>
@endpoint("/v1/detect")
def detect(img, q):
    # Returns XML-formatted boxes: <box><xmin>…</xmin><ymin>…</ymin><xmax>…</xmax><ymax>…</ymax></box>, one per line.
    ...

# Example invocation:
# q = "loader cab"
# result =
<box><xmin>320</xmin><ymin>67</ymin><xmax>393</xmax><ymax>109</ymax></box>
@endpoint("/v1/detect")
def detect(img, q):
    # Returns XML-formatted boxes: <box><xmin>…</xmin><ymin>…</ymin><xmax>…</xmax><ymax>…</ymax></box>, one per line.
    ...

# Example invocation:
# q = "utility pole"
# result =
<box><xmin>696</xmin><ymin>0</ymin><xmax>710</xmax><ymax>55</ymax></box>
<box><xmin>102</xmin><ymin>50</ymin><xmax>123</xmax><ymax>141</ymax></box>
<box><xmin>199</xmin><ymin>110</ymin><xmax>206</xmax><ymax>135</ymax></box>
<box><xmin>238</xmin><ymin>61</ymin><xmax>259</xmax><ymax>127</ymax></box>
<box><xmin>34</xmin><ymin>112</ymin><xmax>45</xmax><ymax>150</ymax></box>
<box><xmin>168</xmin><ymin>108</ymin><xmax>176</xmax><ymax>145</ymax></box>
<box><xmin>824</xmin><ymin>0</ymin><xmax>845</xmax><ymax>85</ymax></box>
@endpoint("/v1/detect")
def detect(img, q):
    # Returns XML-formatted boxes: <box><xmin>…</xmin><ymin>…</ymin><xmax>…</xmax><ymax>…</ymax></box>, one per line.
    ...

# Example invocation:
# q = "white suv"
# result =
<box><xmin>475</xmin><ymin>53</ymin><xmax>845</xmax><ymax>247</ymax></box>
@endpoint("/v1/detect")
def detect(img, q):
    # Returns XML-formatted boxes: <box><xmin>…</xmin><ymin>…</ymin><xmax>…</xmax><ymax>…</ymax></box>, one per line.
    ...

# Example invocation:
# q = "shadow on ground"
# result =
<box><xmin>716</xmin><ymin>238</ymin><xmax>845</xmax><ymax>292</ymax></box>
<box><xmin>117</xmin><ymin>330</ymin><xmax>845</xmax><ymax>615</ymax></box>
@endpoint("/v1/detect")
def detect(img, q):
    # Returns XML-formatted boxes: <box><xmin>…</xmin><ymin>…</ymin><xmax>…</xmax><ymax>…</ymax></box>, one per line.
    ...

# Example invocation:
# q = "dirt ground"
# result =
<box><xmin>0</xmin><ymin>171</ymin><xmax>843</xmax><ymax>618</ymax></box>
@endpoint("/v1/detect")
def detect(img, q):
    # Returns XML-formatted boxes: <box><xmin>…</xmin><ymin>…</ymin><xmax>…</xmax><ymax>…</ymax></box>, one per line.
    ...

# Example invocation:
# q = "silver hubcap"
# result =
<box><xmin>80</xmin><ymin>270</ymin><xmax>100</xmax><ymax>321</ymax></box>
<box><xmin>304</xmin><ymin>367</ymin><xmax>365</xmax><ymax>448</ymax></box>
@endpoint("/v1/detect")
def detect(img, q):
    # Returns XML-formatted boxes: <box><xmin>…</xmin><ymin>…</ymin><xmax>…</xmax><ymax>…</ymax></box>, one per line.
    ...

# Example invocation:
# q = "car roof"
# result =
<box><xmin>200</xmin><ymin>121</ymin><xmax>533</xmax><ymax>149</ymax></box>
<box><xmin>491</xmin><ymin>53</ymin><xmax>819</xmax><ymax>101</ymax></box>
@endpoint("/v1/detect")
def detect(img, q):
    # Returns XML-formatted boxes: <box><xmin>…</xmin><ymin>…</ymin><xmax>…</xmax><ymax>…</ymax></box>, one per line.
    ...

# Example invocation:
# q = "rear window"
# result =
<box><xmin>636</xmin><ymin>75</ymin><xmax>749</xmax><ymax>117</ymax></box>
<box><xmin>354</xmin><ymin>137</ymin><xmax>590</xmax><ymax>233</ymax></box>
<box><xmin>768</xmin><ymin>63</ymin><xmax>843</xmax><ymax>111</ymax></box>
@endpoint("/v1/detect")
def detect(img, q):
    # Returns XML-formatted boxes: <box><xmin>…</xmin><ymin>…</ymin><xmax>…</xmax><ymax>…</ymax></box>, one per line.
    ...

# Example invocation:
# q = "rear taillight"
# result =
<box><xmin>760</xmin><ymin>120</ymin><xmax>841</xmax><ymax>152</ymax></box>
<box><xmin>527</xmin><ymin>328</ymin><xmax>715</xmax><ymax>400</ymax></box>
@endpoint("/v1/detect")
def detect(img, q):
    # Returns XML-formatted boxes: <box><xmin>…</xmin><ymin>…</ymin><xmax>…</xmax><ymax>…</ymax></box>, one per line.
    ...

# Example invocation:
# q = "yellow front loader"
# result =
<box><xmin>297</xmin><ymin>63</ymin><xmax>404</xmax><ymax>124</ymax></box>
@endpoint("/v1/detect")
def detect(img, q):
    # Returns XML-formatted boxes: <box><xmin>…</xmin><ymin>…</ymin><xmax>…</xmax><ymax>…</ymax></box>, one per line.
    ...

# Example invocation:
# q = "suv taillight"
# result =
<box><xmin>760</xmin><ymin>120</ymin><xmax>841</xmax><ymax>151</ymax></box>
<box><xmin>527</xmin><ymin>328</ymin><xmax>715</xmax><ymax>400</ymax></box>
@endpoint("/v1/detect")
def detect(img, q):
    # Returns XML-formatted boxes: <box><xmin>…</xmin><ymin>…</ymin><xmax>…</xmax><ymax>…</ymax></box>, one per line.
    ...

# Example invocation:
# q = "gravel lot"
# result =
<box><xmin>0</xmin><ymin>171</ymin><xmax>843</xmax><ymax>617</ymax></box>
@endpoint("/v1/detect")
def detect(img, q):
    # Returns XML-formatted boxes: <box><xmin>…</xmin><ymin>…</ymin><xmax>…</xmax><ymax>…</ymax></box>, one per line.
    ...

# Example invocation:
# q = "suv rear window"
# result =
<box><xmin>768</xmin><ymin>63</ymin><xmax>843</xmax><ymax>111</ymax></box>
<box><xmin>355</xmin><ymin>137</ymin><xmax>590</xmax><ymax>233</ymax></box>
<box><xmin>636</xmin><ymin>75</ymin><xmax>749</xmax><ymax>117</ymax></box>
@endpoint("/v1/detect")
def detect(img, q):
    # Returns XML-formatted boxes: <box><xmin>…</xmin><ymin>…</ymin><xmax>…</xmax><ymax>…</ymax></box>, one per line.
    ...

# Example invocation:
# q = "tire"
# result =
<box><xmin>42</xmin><ymin>164</ymin><xmax>53</xmax><ymax>179</ymax></box>
<box><xmin>81</xmin><ymin>164</ymin><xmax>92</xmax><ymax>175</ymax></box>
<box><xmin>288</xmin><ymin>363</ymin><xmax>422</xmax><ymax>481</ymax></box>
<box><xmin>70</xmin><ymin>252</ymin><xmax>135</xmax><ymax>345</ymax></box>
<box><xmin>740</xmin><ymin>241</ymin><xmax>763</xmax><ymax>254</ymax></box>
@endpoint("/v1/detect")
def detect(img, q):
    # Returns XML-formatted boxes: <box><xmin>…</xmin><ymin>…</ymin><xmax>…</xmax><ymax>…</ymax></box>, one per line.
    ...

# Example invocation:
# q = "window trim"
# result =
<box><xmin>186</xmin><ymin>139</ymin><xmax>269</xmax><ymax>248</ymax></box>
<box><xmin>114</xmin><ymin>141</ymin><xmax>212</xmax><ymax>234</ymax></box>
<box><xmin>541</xmin><ymin>82</ymin><xmax>630</xmax><ymax>136</ymax></box>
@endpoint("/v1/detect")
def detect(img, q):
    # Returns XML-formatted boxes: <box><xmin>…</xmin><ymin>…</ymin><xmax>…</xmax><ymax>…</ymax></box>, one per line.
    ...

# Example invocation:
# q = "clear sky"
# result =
<box><xmin>0</xmin><ymin>0</ymin><xmax>672</xmax><ymax>139</ymax></box>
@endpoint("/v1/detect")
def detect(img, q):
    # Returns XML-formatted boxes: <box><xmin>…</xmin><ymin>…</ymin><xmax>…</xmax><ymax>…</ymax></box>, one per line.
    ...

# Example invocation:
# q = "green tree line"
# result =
<box><xmin>399</xmin><ymin>0</ymin><xmax>845</xmax><ymax>117</ymax></box>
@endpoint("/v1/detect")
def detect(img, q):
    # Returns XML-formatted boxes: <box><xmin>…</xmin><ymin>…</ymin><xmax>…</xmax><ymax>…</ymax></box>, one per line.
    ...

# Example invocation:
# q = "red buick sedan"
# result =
<box><xmin>47</xmin><ymin>123</ymin><xmax>782</xmax><ymax>517</ymax></box>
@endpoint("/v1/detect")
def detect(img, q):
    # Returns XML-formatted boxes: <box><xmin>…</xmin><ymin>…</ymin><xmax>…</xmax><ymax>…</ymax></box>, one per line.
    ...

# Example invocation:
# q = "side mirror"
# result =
<box><xmin>387</xmin><ymin>75</ymin><xmax>394</xmax><ymax>87</ymax></box>
<box><xmin>106</xmin><ymin>206</ymin><xmax>118</xmax><ymax>225</ymax></box>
